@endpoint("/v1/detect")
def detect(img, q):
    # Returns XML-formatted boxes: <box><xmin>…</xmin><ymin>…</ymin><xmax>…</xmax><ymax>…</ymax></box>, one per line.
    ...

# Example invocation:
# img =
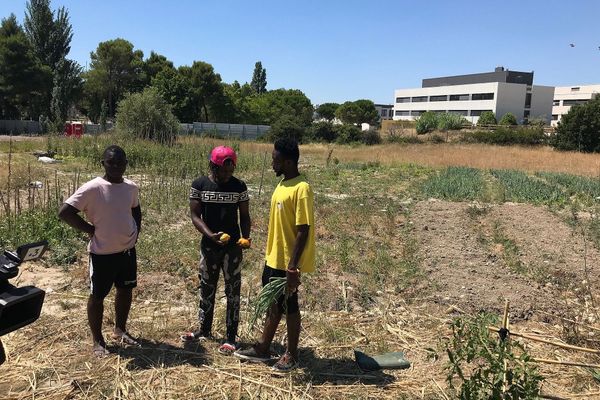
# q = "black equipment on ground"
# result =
<box><xmin>0</xmin><ymin>240</ymin><xmax>48</xmax><ymax>365</ymax></box>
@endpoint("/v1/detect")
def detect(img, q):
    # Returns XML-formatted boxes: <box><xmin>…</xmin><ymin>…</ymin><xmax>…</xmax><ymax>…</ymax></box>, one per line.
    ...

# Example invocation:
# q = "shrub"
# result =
<box><xmin>335</xmin><ymin>124</ymin><xmax>362</xmax><ymax>144</ymax></box>
<box><xmin>116</xmin><ymin>87</ymin><xmax>179</xmax><ymax>145</ymax></box>
<box><xmin>477</xmin><ymin>111</ymin><xmax>497</xmax><ymax>126</ymax></box>
<box><xmin>362</xmin><ymin>129</ymin><xmax>381</xmax><ymax>145</ymax></box>
<box><xmin>438</xmin><ymin>112</ymin><xmax>468</xmax><ymax>131</ymax></box>
<box><xmin>308</xmin><ymin>121</ymin><xmax>337</xmax><ymax>142</ymax></box>
<box><xmin>551</xmin><ymin>96</ymin><xmax>600</xmax><ymax>152</ymax></box>
<box><xmin>462</xmin><ymin>126</ymin><xmax>546</xmax><ymax>146</ymax></box>
<box><xmin>415</xmin><ymin>111</ymin><xmax>439</xmax><ymax>134</ymax></box>
<box><xmin>499</xmin><ymin>112</ymin><xmax>518</xmax><ymax>126</ymax></box>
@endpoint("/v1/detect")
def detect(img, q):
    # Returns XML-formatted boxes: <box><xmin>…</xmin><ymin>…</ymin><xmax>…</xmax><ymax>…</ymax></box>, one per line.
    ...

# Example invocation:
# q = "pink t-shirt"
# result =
<box><xmin>65</xmin><ymin>177</ymin><xmax>140</xmax><ymax>255</ymax></box>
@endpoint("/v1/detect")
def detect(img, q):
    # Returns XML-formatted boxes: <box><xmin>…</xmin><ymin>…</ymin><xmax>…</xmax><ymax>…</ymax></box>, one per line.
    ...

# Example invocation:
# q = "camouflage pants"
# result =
<box><xmin>198</xmin><ymin>244</ymin><xmax>242</xmax><ymax>343</ymax></box>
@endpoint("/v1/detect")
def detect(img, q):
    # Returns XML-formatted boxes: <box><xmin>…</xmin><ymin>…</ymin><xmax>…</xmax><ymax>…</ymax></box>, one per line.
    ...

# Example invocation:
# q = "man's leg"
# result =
<box><xmin>114</xmin><ymin>287</ymin><xmax>132</xmax><ymax>334</ymax></box>
<box><xmin>286</xmin><ymin>311</ymin><xmax>301</xmax><ymax>360</ymax></box>
<box><xmin>255</xmin><ymin>304</ymin><xmax>282</xmax><ymax>355</ymax></box>
<box><xmin>112</xmin><ymin>248</ymin><xmax>138</xmax><ymax>345</ymax></box>
<box><xmin>87</xmin><ymin>294</ymin><xmax>105</xmax><ymax>344</ymax></box>
<box><xmin>198</xmin><ymin>246</ymin><xmax>221</xmax><ymax>336</ymax></box>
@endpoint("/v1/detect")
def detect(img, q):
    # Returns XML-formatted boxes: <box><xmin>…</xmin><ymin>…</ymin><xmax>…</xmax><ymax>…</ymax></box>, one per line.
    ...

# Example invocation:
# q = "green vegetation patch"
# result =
<box><xmin>491</xmin><ymin>169</ymin><xmax>566</xmax><ymax>204</ymax></box>
<box><xmin>421</xmin><ymin>166</ymin><xmax>485</xmax><ymax>201</ymax></box>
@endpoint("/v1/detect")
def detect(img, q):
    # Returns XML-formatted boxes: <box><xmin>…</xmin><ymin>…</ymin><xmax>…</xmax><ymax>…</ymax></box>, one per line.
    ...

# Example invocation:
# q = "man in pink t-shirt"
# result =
<box><xmin>59</xmin><ymin>145</ymin><xmax>142</xmax><ymax>357</ymax></box>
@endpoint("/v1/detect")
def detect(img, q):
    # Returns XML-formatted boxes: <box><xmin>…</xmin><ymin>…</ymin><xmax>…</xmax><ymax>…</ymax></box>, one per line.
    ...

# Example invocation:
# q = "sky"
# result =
<box><xmin>1</xmin><ymin>0</ymin><xmax>599</xmax><ymax>105</ymax></box>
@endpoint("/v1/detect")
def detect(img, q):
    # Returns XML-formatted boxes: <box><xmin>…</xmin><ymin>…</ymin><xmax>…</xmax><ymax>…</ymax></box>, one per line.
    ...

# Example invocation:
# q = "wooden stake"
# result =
<box><xmin>501</xmin><ymin>299</ymin><xmax>510</xmax><ymax>395</ymax></box>
<box><xmin>489</xmin><ymin>326</ymin><xmax>600</xmax><ymax>355</ymax></box>
<box><xmin>533</xmin><ymin>357</ymin><xmax>600</xmax><ymax>369</ymax></box>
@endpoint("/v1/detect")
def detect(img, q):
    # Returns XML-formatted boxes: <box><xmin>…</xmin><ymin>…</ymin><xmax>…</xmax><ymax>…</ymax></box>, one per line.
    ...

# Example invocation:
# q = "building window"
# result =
<box><xmin>472</xmin><ymin>93</ymin><xmax>494</xmax><ymax>101</ymax></box>
<box><xmin>395</xmin><ymin>110</ymin><xmax>410</xmax><ymax>116</ymax></box>
<box><xmin>525</xmin><ymin>93</ymin><xmax>532</xmax><ymax>108</ymax></box>
<box><xmin>563</xmin><ymin>99</ymin><xmax>588</xmax><ymax>106</ymax></box>
<box><xmin>552</xmin><ymin>114</ymin><xmax>558</xmax><ymax>120</ymax></box>
<box><xmin>411</xmin><ymin>110</ymin><xmax>425</xmax><ymax>116</ymax></box>
<box><xmin>411</xmin><ymin>96</ymin><xmax>428</xmax><ymax>103</ymax></box>
<box><xmin>523</xmin><ymin>110</ymin><xmax>530</xmax><ymax>118</ymax></box>
<box><xmin>396</xmin><ymin>97</ymin><xmax>410</xmax><ymax>103</ymax></box>
<box><xmin>470</xmin><ymin>110</ymin><xmax>493</xmax><ymax>117</ymax></box>
<box><xmin>381</xmin><ymin>109</ymin><xmax>388</xmax><ymax>117</ymax></box>
<box><xmin>449</xmin><ymin>94</ymin><xmax>470</xmax><ymax>101</ymax></box>
<box><xmin>429</xmin><ymin>95</ymin><xmax>448</xmax><ymax>102</ymax></box>
<box><xmin>571</xmin><ymin>87</ymin><xmax>580</xmax><ymax>91</ymax></box>
<box><xmin>553</xmin><ymin>100</ymin><xmax>560</xmax><ymax>106</ymax></box>
<box><xmin>448</xmin><ymin>110</ymin><xmax>468</xmax><ymax>116</ymax></box>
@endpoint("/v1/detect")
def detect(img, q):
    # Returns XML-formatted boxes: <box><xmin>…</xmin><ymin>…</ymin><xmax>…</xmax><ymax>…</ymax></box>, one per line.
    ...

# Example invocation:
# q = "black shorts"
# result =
<box><xmin>262</xmin><ymin>265</ymin><xmax>299</xmax><ymax>314</ymax></box>
<box><xmin>89</xmin><ymin>248</ymin><xmax>137</xmax><ymax>299</ymax></box>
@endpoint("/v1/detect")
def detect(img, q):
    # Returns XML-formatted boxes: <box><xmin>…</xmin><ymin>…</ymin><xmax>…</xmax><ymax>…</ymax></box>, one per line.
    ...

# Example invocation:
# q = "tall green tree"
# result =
<box><xmin>250</xmin><ymin>61</ymin><xmax>267</xmax><ymax>94</ymax></box>
<box><xmin>315</xmin><ymin>102</ymin><xmax>339</xmax><ymax>121</ymax></box>
<box><xmin>144</xmin><ymin>51</ymin><xmax>174</xmax><ymax>86</ymax></box>
<box><xmin>335</xmin><ymin>99</ymin><xmax>379</xmax><ymax>126</ymax></box>
<box><xmin>83</xmin><ymin>38</ymin><xmax>145</xmax><ymax>117</ymax></box>
<box><xmin>152</xmin><ymin>67</ymin><xmax>194</xmax><ymax>122</ymax></box>
<box><xmin>183</xmin><ymin>61</ymin><xmax>226</xmax><ymax>122</ymax></box>
<box><xmin>552</xmin><ymin>96</ymin><xmax>600</xmax><ymax>152</ymax></box>
<box><xmin>24</xmin><ymin>0</ymin><xmax>79</xmax><ymax>122</ymax></box>
<box><xmin>24</xmin><ymin>0</ymin><xmax>72</xmax><ymax>68</ymax></box>
<box><xmin>247</xmin><ymin>88</ymin><xmax>313</xmax><ymax>127</ymax></box>
<box><xmin>0</xmin><ymin>14</ymin><xmax>50</xmax><ymax>119</ymax></box>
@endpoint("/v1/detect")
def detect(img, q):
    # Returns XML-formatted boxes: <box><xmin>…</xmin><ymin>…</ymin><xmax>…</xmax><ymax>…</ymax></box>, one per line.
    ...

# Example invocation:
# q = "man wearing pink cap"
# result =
<box><xmin>182</xmin><ymin>146</ymin><xmax>251</xmax><ymax>355</ymax></box>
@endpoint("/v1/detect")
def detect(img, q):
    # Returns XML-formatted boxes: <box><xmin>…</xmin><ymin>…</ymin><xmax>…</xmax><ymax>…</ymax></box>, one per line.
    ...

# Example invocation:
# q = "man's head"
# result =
<box><xmin>101</xmin><ymin>145</ymin><xmax>127</xmax><ymax>182</ymax></box>
<box><xmin>272</xmin><ymin>138</ymin><xmax>299</xmax><ymax>177</ymax></box>
<box><xmin>209</xmin><ymin>146</ymin><xmax>237</xmax><ymax>183</ymax></box>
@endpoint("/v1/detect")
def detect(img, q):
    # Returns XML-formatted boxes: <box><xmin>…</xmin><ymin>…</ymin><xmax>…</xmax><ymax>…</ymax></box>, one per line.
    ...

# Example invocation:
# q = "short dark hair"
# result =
<box><xmin>103</xmin><ymin>145</ymin><xmax>126</xmax><ymax>160</ymax></box>
<box><xmin>274</xmin><ymin>138</ymin><xmax>299</xmax><ymax>164</ymax></box>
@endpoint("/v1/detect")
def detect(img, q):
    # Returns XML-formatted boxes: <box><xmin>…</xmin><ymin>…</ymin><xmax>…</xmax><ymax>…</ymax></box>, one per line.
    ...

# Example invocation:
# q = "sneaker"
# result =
<box><xmin>218</xmin><ymin>342</ymin><xmax>237</xmax><ymax>355</ymax></box>
<box><xmin>272</xmin><ymin>352</ymin><xmax>298</xmax><ymax>372</ymax></box>
<box><xmin>180</xmin><ymin>330</ymin><xmax>209</xmax><ymax>343</ymax></box>
<box><xmin>233</xmin><ymin>346</ymin><xmax>270</xmax><ymax>362</ymax></box>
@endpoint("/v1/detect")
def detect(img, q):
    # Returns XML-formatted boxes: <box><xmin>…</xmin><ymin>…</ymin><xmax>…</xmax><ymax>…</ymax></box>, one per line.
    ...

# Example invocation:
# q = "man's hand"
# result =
<box><xmin>286</xmin><ymin>268</ymin><xmax>301</xmax><ymax>292</ymax></box>
<box><xmin>209</xmin><ymin>231</ymin><xmax>226</xmax><ymax>246</ymax></box>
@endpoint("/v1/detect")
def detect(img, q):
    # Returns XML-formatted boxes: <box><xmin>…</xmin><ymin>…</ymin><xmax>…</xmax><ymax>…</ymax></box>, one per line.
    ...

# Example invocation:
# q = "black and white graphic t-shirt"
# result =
<box><xmin>190</xmin><ymin>176</ymin><xmax>249</xmax><ymax>248</ymax></box>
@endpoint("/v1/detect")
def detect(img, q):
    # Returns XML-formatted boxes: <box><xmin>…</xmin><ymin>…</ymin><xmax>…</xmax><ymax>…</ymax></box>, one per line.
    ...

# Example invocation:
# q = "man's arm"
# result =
<box><xmin>239</xmin><ymin>201</ymin><xmax>251</xmax><ymax>239</ymax></box>
<box><xmin>132</xmin><ymin>205</ymin><xmax>142</xmax><ymax>235</ymax></box>
<box><xmin>288</xmin><ymin>224</ymin><xmax>309</xmax><ymax>271</ymax></box>
<box><xmin>58</xmin><ymin>203</ymin><xmax>95</xmax><ymax>236</ymax></box>
<box><xmin>190</xmin><ymin>199</ymin><xmax>224</xmax><ymax>245</ymax></box>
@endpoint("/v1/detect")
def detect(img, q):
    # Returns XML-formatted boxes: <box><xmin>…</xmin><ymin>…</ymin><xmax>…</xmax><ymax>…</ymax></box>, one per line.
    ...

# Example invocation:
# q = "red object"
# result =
<box><xmin>210</xmin><ymin>146</ymin><xmax>237</xmax><ymax>166</ymax></box>
<box><xmin>63</xmin><ymin>122</ymin><xmax>83</xmax><ymax>138</ymax></box>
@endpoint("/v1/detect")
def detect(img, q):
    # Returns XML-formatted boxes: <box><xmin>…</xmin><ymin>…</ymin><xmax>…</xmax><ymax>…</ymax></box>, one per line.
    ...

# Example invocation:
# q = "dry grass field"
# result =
<box><xmin>3</xmin><ymin>135</ymin><xmax>600</xmax><ymax>399</ymax></box>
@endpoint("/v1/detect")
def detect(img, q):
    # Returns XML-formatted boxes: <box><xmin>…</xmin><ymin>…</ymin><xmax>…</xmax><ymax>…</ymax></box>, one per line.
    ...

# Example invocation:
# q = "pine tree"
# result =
<box><xmin>250</xmin><ymin>61</ymin><xmax>267</xmax><ymax>94</ymax></box>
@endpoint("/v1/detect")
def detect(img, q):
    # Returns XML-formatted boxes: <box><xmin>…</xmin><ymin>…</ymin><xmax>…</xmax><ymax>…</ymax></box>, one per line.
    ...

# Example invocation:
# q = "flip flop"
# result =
<box><xmin>112</xmin><ymin>332</ymin><xmax>140</xmax><ymax>347</ymax></box>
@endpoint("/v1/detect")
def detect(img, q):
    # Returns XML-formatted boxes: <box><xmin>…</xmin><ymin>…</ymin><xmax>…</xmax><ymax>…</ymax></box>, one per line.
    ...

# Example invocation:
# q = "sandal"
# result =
<box><xmin>272</xmin><ymin>352</ymin><xmax>298</xmax><ymax>372</ymax></box>
<box><xmin>180</xmin><ymin>330</ymin><xmax>209</xmax><ymax>343</ymax></box>
<box><xmin>112</xmin><ymin>331</ymin><xmax>140</xmax><ymax>347</ymax></box>
<box><xmin>93</xmin><ymin>342</ymin><xmax>110</xmax><ymax>358</ymax></box>
<box><xmin>218</xmin><ymin>342</ymin><xmax>237</xmax><ymax>355</ymax></box>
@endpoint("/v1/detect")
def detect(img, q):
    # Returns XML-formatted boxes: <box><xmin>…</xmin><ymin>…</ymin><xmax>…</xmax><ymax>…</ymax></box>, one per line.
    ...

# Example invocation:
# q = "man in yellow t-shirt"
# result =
<box><xmin>235</xmin><ymin>138</ymin><xmax>315</xmax><ymax>371</ymax></box>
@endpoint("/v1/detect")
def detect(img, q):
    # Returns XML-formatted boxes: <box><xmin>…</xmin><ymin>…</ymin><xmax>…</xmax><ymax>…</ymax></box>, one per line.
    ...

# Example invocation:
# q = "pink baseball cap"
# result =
<box><xmin>210</xmin><ymin>146</ymin><xmax>237</xmax><ymax>166</ymax></box>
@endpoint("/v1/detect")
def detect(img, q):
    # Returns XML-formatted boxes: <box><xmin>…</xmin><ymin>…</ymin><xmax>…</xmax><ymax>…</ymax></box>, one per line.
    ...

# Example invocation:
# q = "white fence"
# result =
<box><xmin>0</xmin><ymin>120</ymin><xmax>269</xmax><ymax>140</ymax></box>
<box><xmin>181</xmin><ymin>122</ymin><xmax>270</xmax><ymax>140</ymax></box>
<box><xmin>0</xmin><ymin>120</ymin><xmax>42</xmax><ymax>135</ymax></box>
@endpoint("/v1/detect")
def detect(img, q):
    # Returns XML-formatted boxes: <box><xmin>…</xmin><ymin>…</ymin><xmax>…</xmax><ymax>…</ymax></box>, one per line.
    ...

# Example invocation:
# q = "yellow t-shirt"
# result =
<box><xmin>265</xmin><ymin>175</ymin><xmax>316</xmax><ymax>273</ymax></box>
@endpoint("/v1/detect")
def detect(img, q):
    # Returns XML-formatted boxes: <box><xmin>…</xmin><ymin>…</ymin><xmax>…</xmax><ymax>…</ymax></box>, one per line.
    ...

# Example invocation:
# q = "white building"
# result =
<box><xmin>551</xmin><ymin>84</ymin><xmax>600</xmax><ymax>126</ymax></box>
<box><xmin>393</xmin><ymin>67</ymin><xmax>554</xmax><ymax>124</ymax></box>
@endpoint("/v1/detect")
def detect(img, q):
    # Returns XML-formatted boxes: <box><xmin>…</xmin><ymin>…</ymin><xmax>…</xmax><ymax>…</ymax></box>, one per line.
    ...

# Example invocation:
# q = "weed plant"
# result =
<box><xmin>446</xmin><ymin>313</ymin><xmax>543</xmax><ymax>399</ymax></box>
